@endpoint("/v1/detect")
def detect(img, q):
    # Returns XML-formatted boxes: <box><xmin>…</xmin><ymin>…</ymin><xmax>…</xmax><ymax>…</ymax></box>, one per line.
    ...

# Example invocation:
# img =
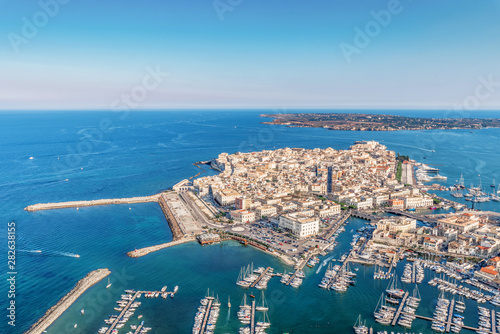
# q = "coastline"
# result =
<box><xmin>25</xmin><ymin>268</ymin><xmax>110</xmax><ymax>334</ymax></box>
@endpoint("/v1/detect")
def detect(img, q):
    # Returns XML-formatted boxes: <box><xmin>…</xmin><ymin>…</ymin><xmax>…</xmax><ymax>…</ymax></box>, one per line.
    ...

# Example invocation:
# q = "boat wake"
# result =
<box><xmin>316</xmin><ymin>255</ymin><xmax>335</xmax><ymax>274</ymax></box>
<box><xmin>18</xmin><ymin>249</ymin><xmax>42</xmax><ymax>254</ymax></box>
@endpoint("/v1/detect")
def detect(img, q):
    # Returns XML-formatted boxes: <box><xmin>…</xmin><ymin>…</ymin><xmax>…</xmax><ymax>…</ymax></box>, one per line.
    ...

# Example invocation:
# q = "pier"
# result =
<box><xmin>199</xmin><ymin>296</ymin><xmax>214</xmax><ymax>334</ymax></box>
<box><xmin>445</xmin><ymin>299</ymin><xmax>454</xmax><ymax>333</ymax></box>
<box><xmin>323</xmin><ymin>211</ymin><xmax>351</xmax><ymax>239</ymax></box>
<box><xmin>106</xmin><ymin>291</ymin><xmax>141</xmax><ymax>333</ymax></box>
<box><xmin>250</xmin><ymin>300</ymin><xmax>256</xmax><ymax>334</ymax></box>
<box><xmin>391</xmin><ymin>291</ymin><xmax>409</xmax><ymax>326</ymax></box>
<box><xmin>24</xmin><ymin>195</ymin><xmax>160</xmax><ymax>211</ymax></box>
<box><xmin>250</xmin><ymin>267</ymin><xmax>271</xmax><ymax>288</ymax></box>
<box><xmin>106</xmin><ymin>288</ymin><xmax>177</xmax><ymax>334</ymax></box>
<box><xmin>412</xmin><ymin>262</ymin><xmax>416</xmax><ymax>284</ymax></box>
<box><xmin>492</xmin><ymin>310</ymin><xmax>497</xmax><ymax>334</ymax></box>
<box><xmin>133</xmin><ymin>322</ymin><xmax>144</xmax><ymax>334</ymax></box>
<box><xmin>127</xmin><ymin>236</ymin><xmax>196</xmax><ymax>257</ymax></box>
<box><xmin>26</xmin><ymin>269</ymin><xmax>110</xmax><ymax>334</ymax></box>
<box><xmin>403</xmin><ymin>313</ymin><xmax>496</xmax><ymax>334</ymax></box>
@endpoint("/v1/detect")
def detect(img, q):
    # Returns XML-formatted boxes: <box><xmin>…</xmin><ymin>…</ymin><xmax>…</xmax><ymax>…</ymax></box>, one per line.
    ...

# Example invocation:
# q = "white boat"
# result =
<box><xmin>106</xmin><ymin>277</ymin><xmax>111</xmax><ymax>289</ymax></box>
<box><xmin>80</xmin><ymin>308</ymin><xmax>84</xmax><ymax>315</ymax></box>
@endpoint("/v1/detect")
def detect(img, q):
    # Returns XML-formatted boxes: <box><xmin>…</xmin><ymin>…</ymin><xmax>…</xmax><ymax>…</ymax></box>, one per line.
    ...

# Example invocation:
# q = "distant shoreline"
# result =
<box><xmin>260</xmin><ymin>113</ymin><xmax>500</xmax><ymax>132</ymax></box>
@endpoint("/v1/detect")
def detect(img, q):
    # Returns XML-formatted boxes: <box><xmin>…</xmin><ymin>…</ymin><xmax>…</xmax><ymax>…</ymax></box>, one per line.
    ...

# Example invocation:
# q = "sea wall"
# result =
<box><xmin>25</xmin><ymin>269</ymin><xmax>110</xmax><ymax>334</ymax></box>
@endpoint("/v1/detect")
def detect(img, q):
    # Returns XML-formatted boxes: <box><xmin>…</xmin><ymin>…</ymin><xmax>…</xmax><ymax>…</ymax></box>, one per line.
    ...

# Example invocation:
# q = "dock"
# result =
<box><xmin>250</xmin><ymin>300</ymin><xmax>256</xmax><ymax>334</ymax></box>
<box><xmin>445</xmin><ymin>299</ymin><xmax>454</xmax><ymax>333</ymax></box>
<box><xmin>493</xmin><ymin>310</ymin><xmax>497</xmax><ymax>334</ymax></box>
<box><xmin>133</xmin><ymin>322</ymin><xmax>144</xmax><ymax>334</ymax></box>
<box><xmin>199</xmin><ymin>296</ymin><xmax>214</xmax><ymax>334</ymax></box>
<box><xmin>412</xmin><ymin>262</ymin><xmax>416</xmax><ymax>284</ymax></box>
<box><xmin>26</xmin><ymin>269</ymin><xmax>110</xmax><ymax>334</ymax></box>
<box><xmin>391</xmin><ymin>291</ymin><xmax>409</xmax><ymax>326</ymax></box>
<box><xmin>250</xmin><ymin>267</ymin><xmax>271</xmax><ymax>288</ymax></box>
<box><xmin>323</xmin><ymin>211</ymin><xmax>351</xmax><ymax>239</ymax></box>
<box><xmin>106</xmin><ymin>291</ymin><xmax>141</xmax><ymax>333</ymax></box>
<box><xmin>24</xmin><ymin>195</ymin><xmax>160</xmax><ymax>211</ymax></box>
<box><xmin>400</xmin><ymin>310</ymin><xmax>497</xmax><ymax>334</ymax></box>
<box><xmin>106</xmin><ymin>288</ymin><xmax>177</xmax><ymax>334</ymax></box>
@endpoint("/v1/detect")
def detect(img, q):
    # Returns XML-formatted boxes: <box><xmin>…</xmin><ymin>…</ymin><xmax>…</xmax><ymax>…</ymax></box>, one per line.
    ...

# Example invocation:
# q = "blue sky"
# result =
<box><xmin>1</xmin><ymin>0</ymin><xmax>499</xmax><ymax>110</ymax></box>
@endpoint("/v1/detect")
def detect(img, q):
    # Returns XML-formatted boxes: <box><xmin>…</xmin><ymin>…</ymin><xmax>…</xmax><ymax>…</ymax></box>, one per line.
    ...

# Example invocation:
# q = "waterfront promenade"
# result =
<box><xmin>24</xmin><ymin>195</ymin><xmax>161</xmax><ymax>211</ymax></box>
<box><xmin>26</xmin><ymin>269</ymin><xmax>110</xmax><ymax>334</ymax></box>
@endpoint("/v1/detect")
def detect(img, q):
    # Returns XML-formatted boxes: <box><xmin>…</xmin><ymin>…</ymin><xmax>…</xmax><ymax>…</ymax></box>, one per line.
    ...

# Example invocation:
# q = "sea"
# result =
<box><xmin>0</xmin><ymin>110</ymin><xmax>499</xmax><ymax>334</ymax></box>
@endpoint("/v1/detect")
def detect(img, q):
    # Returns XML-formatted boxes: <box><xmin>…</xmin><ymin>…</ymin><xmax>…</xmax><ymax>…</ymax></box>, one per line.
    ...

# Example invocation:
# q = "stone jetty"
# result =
<box><xmin>25</xmin><ymin>268</ymin><xmax>110</xmax><ymax>334</ymax></box>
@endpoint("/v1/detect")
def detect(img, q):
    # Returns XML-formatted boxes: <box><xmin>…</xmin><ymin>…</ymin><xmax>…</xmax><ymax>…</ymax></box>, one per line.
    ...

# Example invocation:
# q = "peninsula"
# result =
<box><xmin>260</xmin><ymin>113</ymin><xmax>500</xmax><ymax>131</ymax></box>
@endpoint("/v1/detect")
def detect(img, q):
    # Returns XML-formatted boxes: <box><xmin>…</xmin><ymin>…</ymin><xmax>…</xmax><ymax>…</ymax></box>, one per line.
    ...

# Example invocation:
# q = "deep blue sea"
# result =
<box><xmin>0</xmin><ymin>110</ymin><xmax>499</xmax><ymax>334</ymax></box>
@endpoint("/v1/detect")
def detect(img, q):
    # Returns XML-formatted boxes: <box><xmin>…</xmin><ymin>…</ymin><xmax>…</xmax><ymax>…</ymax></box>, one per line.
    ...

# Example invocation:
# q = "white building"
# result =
<box><xmin>230</xmin><ymin>210</ymin><xmax>255</xmax><ymax>224</ymax></box>
<box><xmin>279</xmin><ymin>213</ymin><xmax>319</xmax><ymax>239</ymax></box>
<box><xmin>376</xmin><ymin>217</ymin><xmax>417</xmax><ymax>233</ymax></box>
<box><xmin>255</xmin><ymin>205</ymin><xmax>277</xmax><ymax>218</ymax></box>
<box><xmin>214</xmin><ymin>189</ymin><xmax>240</xmax><ymax>206</ymax></box>
<box><xmin>404</xmin><ymin>196</ymin><xmax>433</xmax><ymax>209</ymax></box>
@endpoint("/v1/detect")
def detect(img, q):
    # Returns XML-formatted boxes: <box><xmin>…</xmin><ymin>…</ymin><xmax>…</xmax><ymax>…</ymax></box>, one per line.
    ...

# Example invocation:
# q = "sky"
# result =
<box><xmin>0</xmin><ymin>0</ymin><xmax>500</xmax><ymax>110</ymax></box>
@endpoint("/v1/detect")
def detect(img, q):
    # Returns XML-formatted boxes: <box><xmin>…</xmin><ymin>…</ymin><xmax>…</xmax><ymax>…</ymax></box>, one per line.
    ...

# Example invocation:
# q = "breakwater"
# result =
<box><xmin>24</xmin><ymin>195</ymin><xmax>161</xmax><ymax>211</ymax></box>
<box><xmin>127</xmin><ymin>236</ymin><xmax>196</xmax><ymax>258</ymax></box>
<box><xmin>25</xmin><ymin>268</ymin><xmax>110</xmax><ymax>334</ymax></box>
<box><xmin>158</xmin><ymin>194</ymin><xmax>185</xmax><ymax>240</ymax></box>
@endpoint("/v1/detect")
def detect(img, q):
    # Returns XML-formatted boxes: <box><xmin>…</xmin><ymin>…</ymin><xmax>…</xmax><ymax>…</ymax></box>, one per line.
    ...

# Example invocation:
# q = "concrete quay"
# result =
<box><xmin>127</xmin><ymin>236</ymin><xmax>196</xmax><ymax>258</ymax></box>
<box><xmin>25</xmin><ymin>268</ymin><xmax>110</xmax><ymax>334</ymax></box>
<box><xmin>25</xmin><ymin>195</ymin><xmax>161</xmax><ymax>211</ymax></box>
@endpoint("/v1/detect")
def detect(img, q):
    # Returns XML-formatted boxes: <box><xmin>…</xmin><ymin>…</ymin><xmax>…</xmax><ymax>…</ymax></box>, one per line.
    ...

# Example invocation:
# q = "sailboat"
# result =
<box><xmin>106</xmin><ymin>277</ymin><xmax>111</xmax><ymax>289</ymax></box>
<box><xmin>255</xmin><ymin>291</ymin><xmax>268</xmax><ymax>311</ymax></box>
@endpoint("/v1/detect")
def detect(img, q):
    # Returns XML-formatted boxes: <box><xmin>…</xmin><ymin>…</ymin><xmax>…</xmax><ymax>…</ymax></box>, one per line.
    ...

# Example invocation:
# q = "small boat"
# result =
<box><xmin>228</xmin><ymin>296</ymin><xmax>231</xmax><ymax>308</ymax></box>
<box><xmin>74</xmin><ymin>324</ymin><xmax>77</xmax><ymax>328</ymax></box>
<box><xmin>106</xmin><ymin>277</ymin><xmax>111</xmax><ymax>289</ymax></box>
<box><xmin>75</xmin><ymin>254</ymin><xmax>80</xmax><ymax>258</ymax></box>
<box><xmin>249</xmin><ymin>293</ymin><xmax>255</xmax><ymax>298</ymax></box>
<box><xmin>80</xmin><ymin>308</ymin><xmax>84</xmax><ymax>315</ymax></box>
<box><xmin>138</xmin><ymin>315</ymin><xmax>143</xmax><ymax>319</ymax></box>
<box><xmin>173</xmin><ymin>286</ymin><xmax>178</xmax><ymax>293</ymax></box>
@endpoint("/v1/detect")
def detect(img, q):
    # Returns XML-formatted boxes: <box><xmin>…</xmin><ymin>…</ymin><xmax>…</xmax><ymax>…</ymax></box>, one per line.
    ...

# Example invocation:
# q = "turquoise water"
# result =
<box><xmin>0</xmin><ymin>110</ymin><xmax>499</xmax><ymax>334</ymax></box>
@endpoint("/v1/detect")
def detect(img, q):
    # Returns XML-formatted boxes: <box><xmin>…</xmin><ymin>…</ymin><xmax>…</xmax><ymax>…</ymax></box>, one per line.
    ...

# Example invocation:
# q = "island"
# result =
<box><xmin>260</xmin><ymin>113</ymin><xmax>500</xmax><ymax>131</ymax></box>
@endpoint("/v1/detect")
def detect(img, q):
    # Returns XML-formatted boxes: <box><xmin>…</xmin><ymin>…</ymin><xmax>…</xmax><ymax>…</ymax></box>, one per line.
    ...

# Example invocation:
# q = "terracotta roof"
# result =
<box><xmin>489</xmin><ymin>256</ymin><xmax>500</xmax><ymax>263</ymax></box>
<box><xmin>480</xmin><ymin>266</ymin><xmax>498</xmax><ymax>276</ymax></box>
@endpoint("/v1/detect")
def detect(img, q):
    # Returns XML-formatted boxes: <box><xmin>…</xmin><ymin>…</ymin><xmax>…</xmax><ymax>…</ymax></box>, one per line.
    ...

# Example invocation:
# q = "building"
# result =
<box><xmin>235</xmin><ymin>197</ymin><xmax>251</xmax><ymax>210</ymax></box>
<box><xmin>437</xmin><ymin>213</ymin><xmax>480</xmax><ymax>233</ymax></box>
<box><xmin>387</xmin><ymin>198</ymin><xmax>404</xmax><ymax>209</ymax></box>
<box><xmin>230</xmin><ymin>209</ymin><xmax>255</xmax><ymax>224</ymax></box>
<box><xmin>315</xmin><ymin>204</ymin><xmax>341</xmax><ymax>217</ymax></box>
<box><xmin>474</xmin><ymin>266</ymin><xmax>499</xmax><ymax>281</ymax></box>
<box><xmin>214</xmin><ymin>189</ymin><xmax>240</xmax><ymax>206</ymax></box>
<box><xmin>376</xmin><ymin>217</ymin><xmax>416</xmax><ymax>233</ymax></box>
<box><xmin>255</xmin><ymin>205</ymin><xmax>277</xmax><ymax>218</ymax></box>
<box><xmin>279</xmin><ymin>213</ymin><xmax>319</xmax><ymax>239</ymax></box>
<box><xmin>404</xmin><ymin>195</ymin><xmax>433</xmax><ymax>209</ymax></box>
